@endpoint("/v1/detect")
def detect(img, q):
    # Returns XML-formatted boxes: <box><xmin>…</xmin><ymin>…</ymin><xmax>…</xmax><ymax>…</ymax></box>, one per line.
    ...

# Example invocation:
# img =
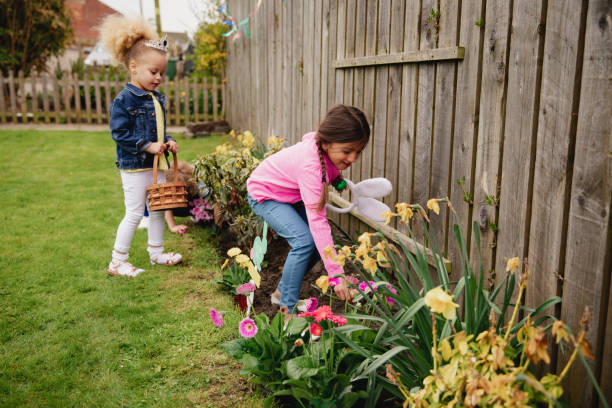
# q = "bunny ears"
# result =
<box><xmin>326</xmin><ymin>178</ymin><xmax>393</xmax><ymax>223</ymax></box>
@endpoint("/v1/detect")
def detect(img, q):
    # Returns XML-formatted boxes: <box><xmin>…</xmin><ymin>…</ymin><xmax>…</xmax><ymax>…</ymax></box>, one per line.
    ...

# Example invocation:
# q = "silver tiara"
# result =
<box><xmin>144</xmin><ymin>35</ymin><xmax>168</xmax><ymax>52</ymax></box>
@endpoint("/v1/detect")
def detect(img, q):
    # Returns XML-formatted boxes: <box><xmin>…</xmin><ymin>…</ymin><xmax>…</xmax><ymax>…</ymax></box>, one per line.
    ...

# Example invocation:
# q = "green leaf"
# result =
<box><xmin>355</xmin><ymin>346</ymin><xmax>408</xmax><ymax>380</ymax></box>
<box><xmin>286</xmin><ymin>356</ymin><xmax>320</xmax><ymax>379</ymax></box>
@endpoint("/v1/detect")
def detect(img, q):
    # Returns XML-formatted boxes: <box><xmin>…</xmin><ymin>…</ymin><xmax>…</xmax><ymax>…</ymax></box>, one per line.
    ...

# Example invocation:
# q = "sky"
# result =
<box><xmin>98</xmin><ymin>0</ymin><xmax>219</xmax><ymax>38</ymax></box>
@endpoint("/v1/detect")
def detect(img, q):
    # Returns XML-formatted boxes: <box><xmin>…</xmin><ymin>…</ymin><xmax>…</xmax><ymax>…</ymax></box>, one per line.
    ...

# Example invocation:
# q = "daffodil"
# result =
<box><xmin>227</xmin><ymin>247</ymin><xmax>242</xmax><ymax>257</ymax></box>
<box><xmin>323</xmin><ymin>245</ymin><xmax>335</xmax><ymax>260</ymax></box>
<box><xmin>395</xmin><ymin>203</ymin><xmax>414</xmax><ymax>223</ymax></box>
<box><xmin>335</xmin><ymin>253</ymin><xmax>346</xmax><ymax>267</ymax></box>
<box><xmin>505</xmin><ymin>257</ymin><xmax>519</xmax><ymax>274</ymax></box>
<box><xmin>381</xmin><ymin>210</ymin><xmax>394</xmax><ymax>225</ymax></box>
<box><xmin>242</xmin><ymin>131</ymin><xmax>255</xmax><ymax>148</ymax></box>
<box><xmin>357</xmin><ymin>232</ymin><xmax>371</xmax><ymax>247</ymax></box>
<box><xmin>355</xmin><ymin>243</ymin><xmax>369</xmax><ymax>259</ymax></box>
<box><xmin>315</xmin><ymin>275</ymin><xmax>329</xmax><ymax>293</ymax></box>
<box><xmin>376</xmin><ymin>250</ymin><xmax>388</xmax><ymax>266</ymax></box>
<box><xmin>424</xmin><ymin>286</ymin><xmax>459</xmax><ymax>320</ymax></box>
<box><xmin>525</xmin><ymin>326</ymin><xmax>550</xmax><ymax>364</ymax></box>
<box><xmin>427</xmin><ymin>198</ymin><xmax>440</xmax><ymax>215</ymax></box>
<box><xmin>361</xmin><ymin>255</ymin><xmax>378</xmax><ymax>275</ymax></box>
<box><xmin>552</xmin><ymin>321</ymin><xmax>570</xmax><ymax>344</ymax></box>
<box><xmin>229</xmin><ymin>129</ymin><xmax>236</xmax><ymax>138</ymax></box>
<box><xmin>339</xmin><ymin>246</ymin><xmax>352</xmax><ymax>257</ymax></box>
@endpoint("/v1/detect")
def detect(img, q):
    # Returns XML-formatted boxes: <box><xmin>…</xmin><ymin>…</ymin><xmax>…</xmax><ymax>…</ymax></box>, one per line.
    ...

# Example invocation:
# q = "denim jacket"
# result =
<box><xmin>109</xmin><ymin>83</ymin><xmax>176</xmax><ymax>170</ymax></box>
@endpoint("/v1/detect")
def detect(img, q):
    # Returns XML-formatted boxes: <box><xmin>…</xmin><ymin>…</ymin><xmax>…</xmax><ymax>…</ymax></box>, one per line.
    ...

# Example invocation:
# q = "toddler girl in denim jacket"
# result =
<box><xmin>101</xmin><ymin>15</ymin><xmax>182</xmax><ymax>277</ymax></box>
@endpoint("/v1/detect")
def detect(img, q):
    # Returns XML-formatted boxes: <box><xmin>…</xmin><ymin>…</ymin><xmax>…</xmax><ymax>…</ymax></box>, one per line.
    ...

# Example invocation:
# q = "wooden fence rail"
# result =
<box><xmin>224</xmin><ymin>0</ymin><xmax>611</xmax><ymax>406</ymax></box>
<box><xmin>0</xmin><ymin>72</ymin><xmax>225</xmax><ymax>126</ymax></box>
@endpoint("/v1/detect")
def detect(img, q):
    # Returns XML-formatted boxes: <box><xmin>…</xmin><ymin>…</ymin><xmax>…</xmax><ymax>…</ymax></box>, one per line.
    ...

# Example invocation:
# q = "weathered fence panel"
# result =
<box><xmin>224</xmin><ymin>0</ymin><xmax>612</xmax><ymax>405</ymax></box>
<box><xmin>0</xmin><ymin>73</ymin><xmax>224</xmax><ymax>125</ymax></box>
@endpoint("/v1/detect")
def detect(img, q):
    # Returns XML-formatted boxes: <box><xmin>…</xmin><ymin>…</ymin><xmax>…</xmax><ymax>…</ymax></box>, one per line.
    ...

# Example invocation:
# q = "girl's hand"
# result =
<box><xmin>145</xmin><ymin>142</ymin><xmax>167</xmax><ymax>155</ymax></box>
<box><xmin>169</xmin><ymin>224</ymin><xmax>187</xmax><ymax>234</ymax></box>
<box><xmin>166</xmin><ymin>140</ymin><xmax>179</xmax><ymax>153</ymax></box>
<box><xmin>333</xmin><ymin>279</ymin><xmax>358</xmax><ymax>302</ymax></box>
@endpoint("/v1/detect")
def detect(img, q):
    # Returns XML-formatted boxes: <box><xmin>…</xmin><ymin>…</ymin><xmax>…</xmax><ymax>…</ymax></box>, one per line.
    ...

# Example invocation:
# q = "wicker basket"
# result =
<box><xmin>146</xmin><ymin>151</ymin><xmax>188</xmax><ymax>211</ymax></box>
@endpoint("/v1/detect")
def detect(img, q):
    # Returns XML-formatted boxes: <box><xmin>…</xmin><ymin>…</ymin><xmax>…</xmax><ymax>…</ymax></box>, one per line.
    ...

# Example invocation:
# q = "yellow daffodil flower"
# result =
<box><xmin>361</xmin><ymin>256</ymin><xmax>378</xmax><ymax>275</ymax></box>
<box><xmin>229</xmin><ymin>129</ymin><xmax>235</xmax><ymax>138</ymax></box>
<box><xmin>335</xmin><ymin>253</ymin><xmax>346</xmax><ymax>267</ymax></box>
<box><xmin>552</xmin><ymin>320</ymin><xmax>571</xmax><ymax>344</ymax></box>
<box><xmin>323</xmin><ymin>245</ymin><xmax>335</xmax><ymax>260</ymax></box>
<box><xmin>339</xmin><ymin>246</ymin><xmax>352</xmax><ymax>257</ymax></box>
<box><xmin>381</xmin><ymin>210</ymin><xmax>394</xmax><ymax>225</ymax></box>
<box><xmin>315</xmin><ymin>275</ymin><xmax>329</xmax><ymax>293</ymax></box>
<box><xmin>376</xmin><ymin>250</ymin><xmax>388</xmax><ymax>266</ymax></box>
<box><xmin>395</xmin><ymin>203</ymin><xmax>414</xmax><ymax>223</ymax></box>
<box><xmin>227</xmin><ymin>247</ymin><xmax>242</xmax><ymax>257</ymax></box>
<box><xmin>357</xmin><ymin>232</ymin><xmax>371</xmax><ymax>247</ymax></box>
<box><xmin>505</xmin><ymin>257</ymin><xmax>519</xmax><ymax>274</ymax></box>
<box><xmin>424</xmin><ymin>286</ymin><xmax>459</xmax><ymax>320</ymax></box>
<box><xmin>427</xmin><ymin>198</ymin><xmax>441</xmax><ymax>215</ymax></box>
<box><xmin>355</xmin><ymin>243</ymin><xmax>369</xmax><ymax>259</ymax></box>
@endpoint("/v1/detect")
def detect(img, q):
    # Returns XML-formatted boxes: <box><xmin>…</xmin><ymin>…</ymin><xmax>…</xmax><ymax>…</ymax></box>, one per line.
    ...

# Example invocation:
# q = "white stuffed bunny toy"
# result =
<box><xmin>325</xmin><ymin>178</ymin><xmax>393</xmax><ymax>223</ymax></box>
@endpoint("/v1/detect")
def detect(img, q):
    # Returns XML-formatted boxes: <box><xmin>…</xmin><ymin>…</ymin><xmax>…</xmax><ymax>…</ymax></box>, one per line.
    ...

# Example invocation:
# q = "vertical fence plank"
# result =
<box><xmin>212</xmin><ymin>77</ymin><xmax>219</xmax><ymax>122</ymax></box>
<box><xmin>41</xmin><ymin>74</ymin><xmax>50</xmax><ymax>123</ymax></box>
<box><xmin>429</xmin><ymin>0</ymin><xmax>460</xmax><ymax>250</ymax></box>
<box><xmin>182</xmin><ymin>77</ymin><xmax>188</xmax><ymax>126</ymax></box>
<box><xmin>446</xmin><ymin>0</ymin><xmax>486</xmax><ymax>275</ymax></box>
<box><xmin>73</xmin><ymin>74</ymin><xmax>82</xmax><ymax>124</ymax></box>
<box><xmin>8</xmin><ymin>71</ymin><xmax>17</xmax><ymax>123</ymax></box>
<box><xmin>18</xmin><ymin>71</ymin><xmax>26</xmax><ymax>123</ymax></box>
<box><xmin>202</xmin><ymin>77</ymin><xmax>209</xmax><ymax>121</ymax></box>
<box><xmin>412</xmin><ymin>0</ymin><xmax>437</xmax><ymax>241</ymax></box>
<box><xmin>52</xmin><ymin>74</ymin><xmax>61</xmax><ymax>123</ymax></box>
<box><xmin>63</xmin><ymin>75</ymin><xmax>72</xmax><ymax>124</ymax></box>
<box><xmin>303</xmin><ymin>0</ymin><xmax>315</xmax><ymax>132</ymax></box>
<box><xmin>325</xmin><ymin>0</ymin><xmax>340</xmax><ymax>224</ymax></box>
<box><xmin>495</xmin><ymin>0</ymin><xmax>546</xmax><ymax>283</ymax></box>
<box><xmin>383</xmin><ymin>0</ymin><xmax>406</xmax><ymax>225</ymax></box>
<box><xmin>0</xmin><ymin>73</ymin><xmax>6</xmax><ymax>123</ymax></box>
<box><xmin>192</xmin><ymin>77</ymin><xmax>199</xmax><ymax>123</ymax></box>
<box><xmin>31</xmin><ymin>74</ymin><xmax>39</xmax><ymax>123</ymax></box>
<box><xmin>372</xmin><ymin>0</ymin><xmax>390</xmax><ymax>185</ymax></box>
<box><xmin>94</xmin><ymin>75</ymin><xmax>102</xmax><ymax>124</ymax></box>
<box><xmin>526</xmin><ymin>0</ymin><xmax>587</xmax><ymax>328</ymax></box>
<box><xmin>603</xmin><ymin>278</ymin><xmax>612</xmax><ymax>408</ymax></box>
<box><xmin>294</xmin><ymin>0</ymin><xmax>304</xmax><ymax>140</ymax></box>
<box><xmin>469</xmin><ymin>0</ymin><xmax>513</xmax><ymax>277</ymax></box>
<box><xmin>84</xmin><ymin>76</ymin><xmax>92</xmax><ymax>124</ymax></box>
<box><xmin>558</xmin><ymin>0</ymin><xmax>612</xmax><ymax>405</ymax></box>
<box><xmin>174</xmin><ymin>78</ymin><xmax>180</xmax><ymax>125</ymax></box>
<box><xmin>104</xmin><ymin>74</ymin><xmax>111</xmax><ymax>122</ymax></box>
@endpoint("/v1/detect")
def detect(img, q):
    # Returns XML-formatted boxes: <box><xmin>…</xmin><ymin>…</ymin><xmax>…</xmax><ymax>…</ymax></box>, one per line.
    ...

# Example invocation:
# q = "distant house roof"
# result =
<box><xmin>67</xmin><ymin>0</ymin><xmax>122</xmax><ymax>45</ymax></box>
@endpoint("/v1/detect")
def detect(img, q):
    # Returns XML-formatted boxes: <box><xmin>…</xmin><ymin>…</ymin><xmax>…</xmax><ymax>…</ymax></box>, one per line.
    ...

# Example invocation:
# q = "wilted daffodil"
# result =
<box><xmin>395</xmin><ymin>203</ymin><xmax>414</xmax><ymax>223</ymax></box>
<box><xmin>357</xmin><ymin>232</ymin><xmax>372</xmax><ymax>247</ymax></box>
<box><xmin>323</xmin><ymin>245</ymin><xmax>335</xmax><ymax>260</ymax></box>
<box><xmin>552</xmin><ymin>320</ymin><xmax>571</xmax><ymax>344</ymax></box>
<box><xmin>361</xmin><ymin>256</ymin><xmax>378</xmax><ymax>275</ymax></box>
<box><xmin>427</xmin><ymin>198</ymin><xmax>441</xmax><ymax>215</ymax></box>
<box><xmin>316</xmin><ymin>275</ymin><xmax>329</xmax><ymax>293</ymax></box>
<box><xmin>506</xmin><ymin>257</ymin><xmax>520</xmax><ymax>274</ymax></box>
<box><xmin>381</xmin><ymin>210</ymin><xmax>394</xmax><ymax>225</ymax></box>
<box><xmin>424</xmin><ymin>286</ymin><xmax>459</xmax><ymax>320</ymax></box>
<box><xmin>242</xmin><ymin>131</ymin><xmax>255</xmax><ymax>148</ymax></box>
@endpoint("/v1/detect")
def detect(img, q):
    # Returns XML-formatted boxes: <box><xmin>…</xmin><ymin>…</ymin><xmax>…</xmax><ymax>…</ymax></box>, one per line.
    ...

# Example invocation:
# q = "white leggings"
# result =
<box><xmin>112</xmin><ymin>170</ymin><xmax>166</xmax><ymax>261</ymax></box>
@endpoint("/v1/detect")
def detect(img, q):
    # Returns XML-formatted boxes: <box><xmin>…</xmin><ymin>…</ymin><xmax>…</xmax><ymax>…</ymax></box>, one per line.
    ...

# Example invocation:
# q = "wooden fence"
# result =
<box><xmin>224</xmin><ymin>0</ymin><xmax>612</xmax><ymax>406</ymax></box>
<box><xmin>0</xmin><ymin>71</ymin><xmax>224</xmax><ymax>126</ymax></box>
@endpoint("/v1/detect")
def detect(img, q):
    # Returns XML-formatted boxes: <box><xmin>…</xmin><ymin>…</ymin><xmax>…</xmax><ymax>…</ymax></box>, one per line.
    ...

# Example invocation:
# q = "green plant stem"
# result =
<box><xmin>505</xmin><ymin>283</ymin><xmax>525</xmax><ymax>341</ymax></box>
<box><xmin>557</xmin><ymin>331</ymin><xmax>585</xmax><ymax>382</ymax></box>
<box><xmin>431</xmin><ymin>313</ymin><xmax>437</xmax><ymax>372</ymax></box>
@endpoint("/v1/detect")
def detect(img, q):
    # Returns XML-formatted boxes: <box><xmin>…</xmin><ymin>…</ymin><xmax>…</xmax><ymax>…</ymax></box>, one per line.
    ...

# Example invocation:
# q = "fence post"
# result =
<box><xmin>62</xmin><ymin>75</ymin><xmax>71</xmax><ymax>123</ymax></box>
<box><xmin>0</xmin><ymin>72</ymin><xmax>6</xmax><ymax>124</ymax></box>
<box><xmin>8</xmin><ymin>71</ymin><xmax>17</xmax><ymax>123</ymax></box>
<box><xmin>73</xmin><ymin>74</ymin><xmax>82</xmax><ymax>124</ymax></box>
<box><xmin>94</xmin><ymin>75</ymin><xmax>102</xmax><ymax>124</ymax></box>
<box><xmin>104</xmin><ymin>74</ymin><xmax>111</xmax><ymax>123</ymax></box>
<box><xmin>18</xmin><ymin>71</ymin><xmax>26</xmax><ymax>123</ymax></box>
<box><xmin>173</xmin><ymin>78</ymin><xmax>179</xmax><ymax>126</ymax></box>
<box><xmin>183</xmin><ymin>77</ymin><xmax>189</xmax><ymax>125</ymax></box>
<box><xmin>212</xmin><ymin>76</ymin><xmax>218</xmax><ymax>121</ymax></box>
<box><xmin>52</xmin><ymin>74</ymin><xmax>61</xmax><ymax>123</ymax></box>
<box><xmin>84</xmin><ymin>75</ymin><xmax>92</xmax><ymax>124</ymax></box>
<box><xmin>192</xmin><ymin>76</ymin><xmax>199</xmax><ymax>123</ymax></box>
<box><xmin>202</xmin><ymin>77</ymin><xmax>208</xmax><ymax>121</ymax></box>
<box><xmin>41</xmin><ymin>74</ymin><xmax>50</xmax><ymax>123</ymax></box>
<box><xmin>30</xmin><ymin>73</ymin><xmax>39</xmax><ymax>123</ymax></box>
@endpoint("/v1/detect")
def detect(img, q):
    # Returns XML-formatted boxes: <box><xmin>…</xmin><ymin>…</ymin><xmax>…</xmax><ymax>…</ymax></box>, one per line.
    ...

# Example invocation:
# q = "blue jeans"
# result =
<box><xmin>247</xmin><ymin>194</ymin><xmax>320</xmax><ymax>310</ymax></box>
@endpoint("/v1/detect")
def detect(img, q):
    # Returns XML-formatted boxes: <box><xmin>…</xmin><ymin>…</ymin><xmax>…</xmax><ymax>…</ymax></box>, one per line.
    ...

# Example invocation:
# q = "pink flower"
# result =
<box><xmin>328</xmin><ymin>314</ymin><xmax>348</xmax><ymax>326</ymax></box>
<box><xmin>385</xmin><ymin>285</ymin><xmax>397</xmax><ymax>305</ymax></box>
<box><xmin>239</xmin><ymin>317</ymin><xmax>258</xmax><ymax>338</ymax></box>
<box><xmin>310</xmin><ymin>323</ymin><xmax>323</xmax><ymax>336</ymax></box>
<box><xmin>236</xmin><ymin>282</ymin><xmax>256</xmax><ymax>295</ymax></box>
<box><xmin>386</xmin><ymin>297</ymin><xmax>396</xmax><ymax>305</ymax></box>
<box><xmin>304</xmin><ymin>297</ymin><xmax>318</xmax><ymax>312</ymax></box>
<box><xmin>358</xmin><ymin>281</ymin><xmax>378</xmax><ymax>292</ymax></box>
<box><xmin>298</xmin><ymin>305</ymin><xmax>332</xmax><ymax>322</ymax></box>
<box><xmin>328</xmin><ymin>277</ymin><xmax>341</xmax><ymax>287</ymax></box>
<box><xmin>209</xmin><ymin>307</ymin><xmax>223</xmax><ymax>328</ymax></box>
<box><xmin>344</xmin><ymin>275</ymin><xmax>359</xmax><ymax>285</ymax></box>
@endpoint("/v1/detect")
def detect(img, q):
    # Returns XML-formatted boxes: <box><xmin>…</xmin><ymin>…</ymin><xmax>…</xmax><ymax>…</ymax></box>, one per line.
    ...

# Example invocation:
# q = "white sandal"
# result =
<box><xmin>150</xmin><ymin>252</ymin><xmax>183</xmax><ymax>266</ymax></box>
<box><xmin>108</xmin><ymin>261</ymin><xmax>144</xmax><ymax>277</ymax></box>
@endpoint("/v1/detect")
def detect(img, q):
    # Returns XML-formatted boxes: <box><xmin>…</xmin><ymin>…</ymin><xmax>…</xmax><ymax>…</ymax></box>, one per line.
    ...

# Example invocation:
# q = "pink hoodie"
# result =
<box><xmin>247</xmin><ymin>132</ymin><xmax>343</xmax><ymax>276</ymax></box>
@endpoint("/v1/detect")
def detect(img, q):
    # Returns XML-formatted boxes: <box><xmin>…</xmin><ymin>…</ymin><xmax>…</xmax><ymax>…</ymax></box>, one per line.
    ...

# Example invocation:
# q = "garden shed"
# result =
<box><xmin>223</xmin><ymin>0</ymin><xmax>611</xmax><ymax>406</ymax></box>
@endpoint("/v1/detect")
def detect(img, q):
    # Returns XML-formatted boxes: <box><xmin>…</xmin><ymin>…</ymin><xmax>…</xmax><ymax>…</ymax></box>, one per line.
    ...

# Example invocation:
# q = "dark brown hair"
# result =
<box><xmin>316</xmin><ymin>104</ymin><xmax>370</xmax><ymax>210</ymax></box>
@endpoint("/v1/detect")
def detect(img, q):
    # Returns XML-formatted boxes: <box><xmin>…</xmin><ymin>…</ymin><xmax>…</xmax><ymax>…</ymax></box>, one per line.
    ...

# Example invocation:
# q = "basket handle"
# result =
<box><xmin>152</xmin><ymin>148</ymin><xmax>179</xmax><ymax>184</ymax></box>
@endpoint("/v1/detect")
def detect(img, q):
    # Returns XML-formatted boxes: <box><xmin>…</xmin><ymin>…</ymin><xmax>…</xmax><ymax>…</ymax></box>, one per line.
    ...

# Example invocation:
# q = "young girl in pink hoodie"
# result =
<box><xmin>247</xmin><ymin>104</ymin><xmax>370</xmax><ymax>313</ymax></box>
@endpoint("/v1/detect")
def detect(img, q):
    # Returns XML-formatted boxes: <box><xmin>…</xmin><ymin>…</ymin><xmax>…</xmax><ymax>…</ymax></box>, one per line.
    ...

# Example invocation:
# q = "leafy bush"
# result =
<box><xmin>193</xmin><ymin>132</ymin><xmax>284</xmax><ymax>246</ymax></box>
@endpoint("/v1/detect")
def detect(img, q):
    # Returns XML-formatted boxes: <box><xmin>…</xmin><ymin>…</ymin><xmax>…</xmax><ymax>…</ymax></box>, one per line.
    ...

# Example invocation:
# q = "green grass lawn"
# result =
<box><xmin>0</xmin><ymin>130</ymin><xmax>267</xmax><ymax>407</ymax></box>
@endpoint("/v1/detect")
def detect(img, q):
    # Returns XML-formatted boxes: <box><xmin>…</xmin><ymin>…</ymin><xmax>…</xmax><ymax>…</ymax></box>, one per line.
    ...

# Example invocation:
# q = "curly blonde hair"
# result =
<box><xmin>99</xmin><ymin>14</ymin><xmax>160</xmax><ymax>68</ymax></box>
